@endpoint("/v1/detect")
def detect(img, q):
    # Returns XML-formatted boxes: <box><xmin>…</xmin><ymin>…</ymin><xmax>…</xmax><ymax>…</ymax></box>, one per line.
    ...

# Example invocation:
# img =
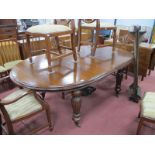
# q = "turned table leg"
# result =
<box><xmin>71</xmin><ymin>90</ymin><xmax>82</xmax><ymax>127</ymax></box>
<box><xmin>115</xmin><ymin>69</ymin><xmax>124</xmax><ymax>96</ymax></box>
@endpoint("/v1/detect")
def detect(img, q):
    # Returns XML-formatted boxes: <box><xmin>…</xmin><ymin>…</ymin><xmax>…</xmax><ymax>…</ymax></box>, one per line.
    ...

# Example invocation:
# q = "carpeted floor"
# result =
<box><xmin>1</xmin><ymin>70</ymin><xmax>155</xmax><ymax>135</ymax></box>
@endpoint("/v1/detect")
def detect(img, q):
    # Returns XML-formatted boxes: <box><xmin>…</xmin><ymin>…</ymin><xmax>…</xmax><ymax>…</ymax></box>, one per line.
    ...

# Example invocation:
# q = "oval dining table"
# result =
<box><xmin>10</xmin><ymin>46</ymin><xmax>133</xmax><ymax>126</ymax></box>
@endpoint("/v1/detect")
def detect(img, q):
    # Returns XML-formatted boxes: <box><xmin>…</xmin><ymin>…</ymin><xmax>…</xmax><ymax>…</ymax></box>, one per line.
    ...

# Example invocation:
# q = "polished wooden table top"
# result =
<box><xmin>10</xmin><ymin>46</ymin><xmax>133</xmax><ymax>91</ymax></box>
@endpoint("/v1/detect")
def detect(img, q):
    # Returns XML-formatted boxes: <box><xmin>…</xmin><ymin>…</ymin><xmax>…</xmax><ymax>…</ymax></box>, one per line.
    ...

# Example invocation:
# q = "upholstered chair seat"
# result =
<box><xmin>82</xmin><ymin>22</ymin><xmax>115</xmax><ymax>29</ymax></box>
<box><xmin>4</xmin><ymin>60</ymin><xmax>23</xmax><ymax>70</ymax></box>
<box><xmin>0</xmin><ymin>66</ymin><xmax>7</xmax><ymax>73</ymax></box>
<box><xmin>0</xmin><ymin>88</ymin><xmax>53</xmax><ymax>134</ymax></box>
<box><xmin>27</xmin><ymin>24</ymin><xmax>71</xmax><ymax>35</ymax></box>
<box><xmin>0</xmin><ymin>60</ymin><xmax>22</xmax><ymax>74</ymax></box>
<box><xmin>137</xmin><ymin>92</ymin><xmax>155</xmax><ymax>134</ymax></box>
<box><xmin>26</xmin><ymin>21</ymin><xmax>77</xmax><ymax>73</ymax></box>
<box><xmin>2</xmin><ymin>89</ymin><xmax>42</xmax><ymax>122</ymax></box>
<box><xmin>141</xmin><ymin>92</ymin><xmax>155</xmax><ymax>119</ymax></box>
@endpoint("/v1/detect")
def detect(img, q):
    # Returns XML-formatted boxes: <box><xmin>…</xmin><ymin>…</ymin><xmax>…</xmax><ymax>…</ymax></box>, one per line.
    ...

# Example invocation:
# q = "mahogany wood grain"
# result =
<box><xmin>10</xmin><ymin>46</ymin><xmax>133</xmax><ymax>125</ymax></box>
<box><xmin>10</xmin><ymin>46</ymin><xmax>133</xmax><ymax>91</ymax></box>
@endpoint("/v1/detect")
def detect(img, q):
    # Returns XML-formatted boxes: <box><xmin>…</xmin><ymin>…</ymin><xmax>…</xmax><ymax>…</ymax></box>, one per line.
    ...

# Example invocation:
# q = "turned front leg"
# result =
<box><xmin>71</xmin><ymin>90</ymin><xmax>82</xmax><ymax>127</ymax></box>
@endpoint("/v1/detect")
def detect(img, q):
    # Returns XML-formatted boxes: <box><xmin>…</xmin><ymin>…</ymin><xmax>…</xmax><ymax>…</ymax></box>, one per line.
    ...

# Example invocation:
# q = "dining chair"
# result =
<box><xmin>26</xmin><ymin>20</ymin><xmax>78</xmax><ymax>73</ymax></box>
<box><xmin>54</xmin><ymin>19</ymin><xmax>76</xmax><ymax>48</ymax></box>
<box><xmin>0</xmin><ymin>79</ymin><xmax>53</xmax><ymax>134</ymax></box>
<box><xmin>0</xmin><ymin>39</ymin><xmax>22</xmax><ymax>69</ymax></box>
<box><xmin>0</xmin><ymin>24</ymin><xmax>22</xmax><ymax>68</ymax></box>
<box><xmin>0</xmin><ymin>39</ymin><xmax>22</xmax><ymax>88</ymax></box>
<box><xmin>137</xmin><ymin>92</ymin><xmax>155</xmax><ymax>134</ymax></box>
<box><xmin>77</xmin><ymin>19</ymin><xmax>117</xmax><ymax>56</ymax></box>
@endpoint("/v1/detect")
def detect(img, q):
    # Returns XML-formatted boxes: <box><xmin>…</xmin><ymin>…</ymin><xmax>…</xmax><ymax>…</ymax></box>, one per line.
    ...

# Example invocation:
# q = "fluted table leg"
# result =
<box><xmin>71</xmin><ymin>90</ymin><xmax>82</xmax><ymax>127</ymax></box>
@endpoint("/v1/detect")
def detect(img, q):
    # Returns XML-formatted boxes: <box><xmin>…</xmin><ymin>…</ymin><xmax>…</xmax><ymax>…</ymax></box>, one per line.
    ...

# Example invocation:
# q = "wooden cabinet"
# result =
<box><xmin>0</xmin><ymin>19</ymin><xmax>17</xmax><ymax>25</ymax></box>
<box><xmin>0</xmin><ymin>19</ymin><xmax>18</xmax><ymax>40</ymax></box>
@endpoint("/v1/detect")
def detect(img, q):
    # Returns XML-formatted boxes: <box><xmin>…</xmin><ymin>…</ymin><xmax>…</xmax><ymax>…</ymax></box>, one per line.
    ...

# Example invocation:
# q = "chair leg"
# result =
<box><xmin>44</xmin><ymin>104</ymin><xmax>53</xmax><ymax>131</ymax></box>
<box><xmin>77</xmin><ymin>21</ymin><xmax>82</xmax><ymax>53</ymax></box>
<box><xmin>148</xmin><ymin>69</ymin><xmax>151</xmax><ymax>75</ymax></box>
<box><xmin>1</xmin><ymin>110</ymin><xmax>15</xmax><ymax>135</ymax></box>
<box><xmin>6</xmin><ymin>121</ymin><xmax>15</xmax><ymax>135</ymax></box>
<box><xmin>55</xmin><ymin>36</ymin><xmax>62</xmax><ymax>54</ymax></box>
<box><xmin>91</xmin><ymin>30</ymin><xmax>99</xmax><ymax>56</ymax></box>
<box><xmin>62</xmin><ymin>92</ymin><xmax>65</xmax><ymax>99</ymax></box>
<box><xmin>141</xmin><ymin>76</ymin><xmax>144</xmax><ymax>81</ymax></box>
<box><xmin>112</xmin><ymin>28</ymin><xmax>117</xmax><ymax>51</ymax></box>
<box><xmin>124</xmin><ymin>67</ymin><xmax>128</xmax><ymax>79</ymax></box>
<box><xmin>136</xmin><ymin>118</ymin><xmax>144</xmax><ymax>135</ymax></box>
<box><xmin>71</xmin><ymin>33</ymin><xmax>77</xmax><ymax>61</ymax></box>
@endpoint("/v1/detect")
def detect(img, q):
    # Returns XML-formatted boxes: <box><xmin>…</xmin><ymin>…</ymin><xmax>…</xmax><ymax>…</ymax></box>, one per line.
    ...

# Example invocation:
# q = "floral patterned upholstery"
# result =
<box><xmin>2</xmin><ymin>89</ymin><xmax>42</xmax><ymax>121</ymax></box>
<box><xmin>141</xmin><ymin>92</ymin><xmax>155</xmax><ymax>119</ymax></box>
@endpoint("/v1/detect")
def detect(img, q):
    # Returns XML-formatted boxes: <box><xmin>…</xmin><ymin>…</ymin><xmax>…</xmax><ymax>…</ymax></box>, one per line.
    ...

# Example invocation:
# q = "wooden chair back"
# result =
<box><xmin>0</xmin><ymin>24</ymin><xmax>21</xmax><ymax>64</ymax></box>
<box><xmin>0</xmin><ymin>53</ymin><xmax>3</xmax><ymax>66</ymax></box>
<box><xmin>54</xmin><ymin>19</ymin><xmax>75</xmax><ymax>31</ymax></box>
<box><xmin>0</xmin><ymin>38</ymin><xmax>21</xmax><ymax>64</ymax></box>
<box><xmin>77</xmin><ymin>19</ymin><xmax>116</xmax><ymax>55</ymax></box>
<box><xmin>79</xmin><ymin>19</ymin><xmax>100</xmax><ymax>30</ymax></box>
<box><xmin>54</xmin><ymin>19</ymin><xmax>76</xmax><ymax>48</ymax></box>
